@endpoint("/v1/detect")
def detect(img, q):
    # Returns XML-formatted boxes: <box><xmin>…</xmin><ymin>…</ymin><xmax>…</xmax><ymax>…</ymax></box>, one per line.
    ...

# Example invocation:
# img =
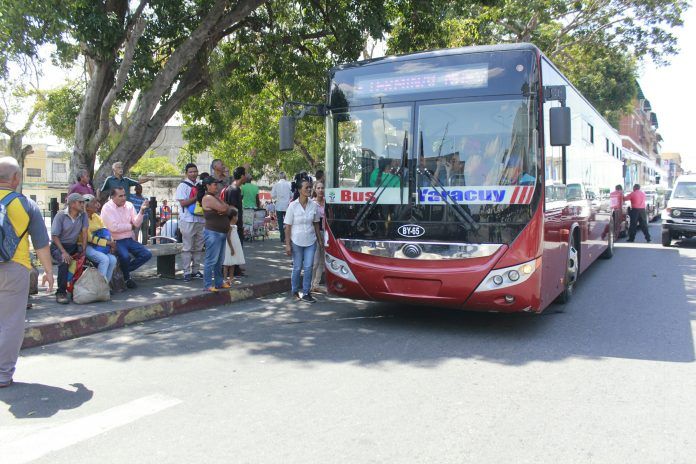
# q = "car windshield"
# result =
<box><xmin>673</xmin><ymin>182</ymin><xmax>696</xmax><ymax>199</ymax></box>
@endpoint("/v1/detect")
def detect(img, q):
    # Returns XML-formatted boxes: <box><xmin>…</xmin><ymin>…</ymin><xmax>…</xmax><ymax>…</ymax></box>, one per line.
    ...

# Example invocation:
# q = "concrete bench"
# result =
<box><xmin>145</xmin><ymin>237</ymin><xmax>183</xmax><ymax>279</ymax></box>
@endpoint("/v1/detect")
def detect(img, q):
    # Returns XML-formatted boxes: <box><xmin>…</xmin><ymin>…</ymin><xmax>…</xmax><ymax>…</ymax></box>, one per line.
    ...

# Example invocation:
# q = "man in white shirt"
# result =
<box><xmin>175</xmin><ymin>163</ymin><xmax>205</xmax><ymax>282</ymax></box>
<box><xmin>271</xmin><ymin>172</ymin><xmax>292</xmax><ymax>243</ymax></box>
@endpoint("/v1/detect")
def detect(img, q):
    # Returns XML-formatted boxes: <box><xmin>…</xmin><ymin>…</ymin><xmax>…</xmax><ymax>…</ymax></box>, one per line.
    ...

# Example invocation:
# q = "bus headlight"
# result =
<box><xmin>325</xmin><ymin>252</ymin><xmax>358</xmax><ymax>282</ymax></box>
<box><xmin>474</xmin><ymin>258</ymin><xmax>539</xmax><ymax>293</ymax></box>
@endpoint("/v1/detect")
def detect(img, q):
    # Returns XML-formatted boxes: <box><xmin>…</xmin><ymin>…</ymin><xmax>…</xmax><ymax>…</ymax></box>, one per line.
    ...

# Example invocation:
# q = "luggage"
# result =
<box><xmin>72</xmin><ymin>267</ymin><xmax>111</xmax><ymax>304</ymax></box>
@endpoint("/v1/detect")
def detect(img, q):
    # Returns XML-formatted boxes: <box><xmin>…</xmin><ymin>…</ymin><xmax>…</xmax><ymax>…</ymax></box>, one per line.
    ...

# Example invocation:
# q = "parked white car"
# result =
<box><xmin>662</xmin><ymin>174</ymin><xmax>696</xmax><ymax>246</ymax></box>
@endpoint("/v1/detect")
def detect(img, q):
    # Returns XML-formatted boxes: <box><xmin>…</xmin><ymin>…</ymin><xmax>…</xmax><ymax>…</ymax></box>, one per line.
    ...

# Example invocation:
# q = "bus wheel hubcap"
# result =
<box><xmin>567</xmin><ymin>245</ymin><xmax>578</xmax><ymax>287</ymax></box>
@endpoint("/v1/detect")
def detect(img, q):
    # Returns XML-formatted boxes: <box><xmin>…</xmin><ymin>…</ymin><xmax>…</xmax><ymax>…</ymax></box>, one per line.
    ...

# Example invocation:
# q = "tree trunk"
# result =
<box><xmin>8</xmin><ymin>134</ymin><xmax>29</xmax><ymax>193</ymax></box>
<box><xmin>294</xmin><ymin>139</ymin><xmax>317</xmax><ymax>170</ymax></box>
<box><xmin>73</xmin><ymin>0</ymin><xmax>266</xmax><ymax>187</ymax></box>
<box><xmin>71</xmin><ymin>58</ymin><xmax>117</xmax><ymax>181</ymax></box>
<box><xmin>93</xmin><ymin>67</ymin><xmax>209</xmax><ymax>187</ymax></box>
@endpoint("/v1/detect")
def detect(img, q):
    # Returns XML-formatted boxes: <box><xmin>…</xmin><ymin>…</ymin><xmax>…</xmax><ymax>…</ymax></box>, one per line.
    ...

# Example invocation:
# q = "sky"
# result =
<box><xmin>638</xmin><ymin>5</ymin><xmax>696</xmax><ymax>171</ymax></box>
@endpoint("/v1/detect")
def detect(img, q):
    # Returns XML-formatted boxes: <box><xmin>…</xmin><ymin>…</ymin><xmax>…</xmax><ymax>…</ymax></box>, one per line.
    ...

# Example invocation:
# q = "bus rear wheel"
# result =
<box><xmin>600</xmin><ymin>219</ymin><xmax>614</xmax><ymax>259</ymax></box>
<box><xmin>555</xmin><ymin>238</ymin><xmax>579</xmax><ymax>305</ymax></box>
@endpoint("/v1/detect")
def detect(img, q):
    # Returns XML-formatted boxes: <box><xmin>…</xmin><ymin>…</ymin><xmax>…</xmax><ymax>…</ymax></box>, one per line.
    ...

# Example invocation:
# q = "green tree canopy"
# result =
<box><xmin>386</xmin><ymin>0</ymin><xmax>689</xmax><ymax>127</ymax></box>
<box><xmin>129</xmin><ymin>151</ymin><xmax>180</xmax><ymax>177</ymax></box>
<box><xmin>181</xmin><ymin>0</ymin><xmax>390</xmax><ymax>179</ymax></box>
<box><xmin>0</xmin><ymin>0</ymin><xmax>392</xmax><ymax>188</ymax></box>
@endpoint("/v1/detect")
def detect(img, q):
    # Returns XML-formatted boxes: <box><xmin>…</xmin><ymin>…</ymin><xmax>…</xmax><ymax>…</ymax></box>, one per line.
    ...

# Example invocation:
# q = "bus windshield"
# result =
<box><xmin>334</xmin><ymin>105</ymin><xmax>410</xmax><ymax>190</ymax></box>
<box><xmin>417</xmin><ymin>98</ymin><xmax>537</xmax><ymax>189</ymax></box>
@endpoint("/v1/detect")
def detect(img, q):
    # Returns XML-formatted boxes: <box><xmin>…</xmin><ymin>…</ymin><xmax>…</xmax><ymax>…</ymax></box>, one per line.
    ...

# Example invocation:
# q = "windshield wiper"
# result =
<box><xmin>352</xmin><ymin>132</ymin><xmax>408</xmax><ymax>229</ymax></box>
<box><xmin>418</xmin><ymin>166</ymin><xmax>480</xmax><ymax>232</ymax></box>
<box><xmin>418</xmin><ymin>131</ymin><xmax>479</xmax><ymax>233</ymax></box>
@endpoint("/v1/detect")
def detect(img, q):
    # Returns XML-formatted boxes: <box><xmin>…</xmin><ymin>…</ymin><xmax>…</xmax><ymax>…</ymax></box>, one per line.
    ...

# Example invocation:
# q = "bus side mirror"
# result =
<box><xmin>279</xmin><ymin>116</ymin><xmax>296</xmax><ymax>151</ymax></box>
<box><xmin>549</xmin><ymin>106</ymin><xmax>571</xmax><ymax>146</ymax></box>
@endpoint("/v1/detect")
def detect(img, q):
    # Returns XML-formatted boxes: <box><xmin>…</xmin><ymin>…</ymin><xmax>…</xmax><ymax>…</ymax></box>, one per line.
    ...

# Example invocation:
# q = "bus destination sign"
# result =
<box><xmin>354</xmin><ymin>65</ymin><xmax>488</xmax><ymax>98</ymax></box>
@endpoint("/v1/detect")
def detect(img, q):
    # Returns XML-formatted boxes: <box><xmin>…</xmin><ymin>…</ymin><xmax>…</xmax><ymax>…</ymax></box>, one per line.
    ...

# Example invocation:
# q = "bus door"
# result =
<box><xmin>542</xmin><ymin>183</ymin><xmax>569</xmax><ymax>305</ymax></box>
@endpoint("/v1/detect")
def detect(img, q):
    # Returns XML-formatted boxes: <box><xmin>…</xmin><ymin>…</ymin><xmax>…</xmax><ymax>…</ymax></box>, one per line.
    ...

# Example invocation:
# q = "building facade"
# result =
<box><xmin>619</xmin><ymin>84</ymin><xmax>665</xmax><ymax>188</ymax></box>
<box><xmin>661</xmin><ymin>152</ymin><xmax>684</xmax><ymax>188</ymax></box>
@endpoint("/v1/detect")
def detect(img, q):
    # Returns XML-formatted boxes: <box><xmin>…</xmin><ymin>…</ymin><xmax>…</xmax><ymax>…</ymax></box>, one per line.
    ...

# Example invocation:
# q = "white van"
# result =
<box><xmin>662</xmin><ymin>174</ymin><xmax>696</xmax><ymax>246</ymax></box>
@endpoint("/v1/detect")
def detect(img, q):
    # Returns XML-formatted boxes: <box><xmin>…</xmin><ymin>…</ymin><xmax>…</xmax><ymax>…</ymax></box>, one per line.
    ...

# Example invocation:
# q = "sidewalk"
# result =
<box><xmin>23</xmin><ymin>236</ymin><xmax>292</xmax><ymax>349</ymax></box>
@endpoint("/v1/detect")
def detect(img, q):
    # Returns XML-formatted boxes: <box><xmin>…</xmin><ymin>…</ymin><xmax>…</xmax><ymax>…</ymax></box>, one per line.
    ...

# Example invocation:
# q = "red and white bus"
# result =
<box><xmin>283</xmin><ymin>43</ymin><xmax>624</xmax><ymax>313</ymax></box>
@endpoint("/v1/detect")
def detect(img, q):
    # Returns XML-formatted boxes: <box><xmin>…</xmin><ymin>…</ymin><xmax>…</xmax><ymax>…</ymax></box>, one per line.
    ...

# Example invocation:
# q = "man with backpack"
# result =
<box><xmin>176</xmin><ymin>163</ymin><xmax>205</xmax><ymax>282</ymax></box>
<box><xmin>0</xmin><ymin>157</ymin><xmax>54</xmax><ymax>388</ymax></box>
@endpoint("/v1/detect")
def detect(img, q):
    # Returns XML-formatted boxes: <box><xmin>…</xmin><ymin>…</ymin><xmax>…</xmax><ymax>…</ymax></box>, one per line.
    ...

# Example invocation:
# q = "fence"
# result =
<box><xmin>40</xmin><ymin>197</ymin><xmax>182</xmax><ymax>240</ymax></box>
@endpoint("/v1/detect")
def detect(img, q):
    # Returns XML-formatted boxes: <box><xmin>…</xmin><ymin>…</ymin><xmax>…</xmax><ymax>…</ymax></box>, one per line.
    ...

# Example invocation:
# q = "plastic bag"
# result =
<box><xmin>72</xmin><ymin>267</ymin><xmax>111</xmax><ymax>304</ymax></box>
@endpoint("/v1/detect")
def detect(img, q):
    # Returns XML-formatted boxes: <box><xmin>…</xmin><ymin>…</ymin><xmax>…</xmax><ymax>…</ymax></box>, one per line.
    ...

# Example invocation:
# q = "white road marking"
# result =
<box><xmin>3</xmin><ymin>394</ymin><xmax>182</xmax><ymax>464</ymax></box>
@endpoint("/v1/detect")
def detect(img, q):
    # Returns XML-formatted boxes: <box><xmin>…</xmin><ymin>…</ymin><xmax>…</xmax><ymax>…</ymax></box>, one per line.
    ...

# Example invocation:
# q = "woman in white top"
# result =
<box><xmin>284</xmin><ymin>178</ymin><xmax>323</xmax><ymax>303</ymax></box>
<box><xmin>311</xmin><ymin>181</ymin><xmax>326</xmax><ymax>293</ymax></box>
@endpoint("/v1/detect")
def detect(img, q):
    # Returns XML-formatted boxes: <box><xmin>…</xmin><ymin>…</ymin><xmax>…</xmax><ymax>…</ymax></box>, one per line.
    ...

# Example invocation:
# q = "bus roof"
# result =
<box><xmin>331</xmin><ymin>43</ymin><xmax>540</xmax><ymax>72</ymax></box>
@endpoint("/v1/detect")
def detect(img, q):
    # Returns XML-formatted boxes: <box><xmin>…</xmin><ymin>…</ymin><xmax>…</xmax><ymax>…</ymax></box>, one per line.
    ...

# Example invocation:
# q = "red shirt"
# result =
<box><xmin>68</xmin><ymin>182</ymin><xmax>95</xmax><ymax>196</ymax></box>
<box><xmin>624</xmin><ymin>190</ymin><xmax>646</xmax><ymax>209</ymax></box>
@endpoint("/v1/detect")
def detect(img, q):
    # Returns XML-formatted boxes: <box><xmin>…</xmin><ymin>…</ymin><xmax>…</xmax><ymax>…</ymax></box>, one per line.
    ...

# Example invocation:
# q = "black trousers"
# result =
<box><xmin>50</xmin><ymin>243</ymin><xmax>80</xmax><ymax>294</ymax></box>
<box><xmin>628</xmin><ymin>208</ymin><xmax>651</xmax><ymax>241</ymax></box>
<box><xmin>277</xmin><ymin>211</ymin><xmax>286</xmax><ymax>242</ymax></box>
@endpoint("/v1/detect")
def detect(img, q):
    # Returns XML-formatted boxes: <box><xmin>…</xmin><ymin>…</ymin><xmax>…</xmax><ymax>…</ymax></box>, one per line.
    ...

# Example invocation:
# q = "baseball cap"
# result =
<box><xmin>83</xmin><ymin>194</ymin><xmax>96</xmax><ymax>203</ymax></box>
<box><xmin>66</xmin><ymin>193</ymin><xmax>85</xmax><ymax>203</ymax></box>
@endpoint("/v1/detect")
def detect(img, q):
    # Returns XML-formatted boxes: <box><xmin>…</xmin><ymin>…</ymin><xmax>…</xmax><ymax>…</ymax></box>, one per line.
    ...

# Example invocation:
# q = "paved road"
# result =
<box><xmin>1</xmin><ymin>224</ymin><xmax>695</xmax><ymax>463</ymax></box>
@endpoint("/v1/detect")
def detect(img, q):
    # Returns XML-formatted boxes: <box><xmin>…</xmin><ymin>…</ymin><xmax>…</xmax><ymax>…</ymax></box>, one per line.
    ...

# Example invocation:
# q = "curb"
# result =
<box><xmin>22</xmin><ymin>277</ymin><xmax>291</xmax><ymax>349</ymax></box>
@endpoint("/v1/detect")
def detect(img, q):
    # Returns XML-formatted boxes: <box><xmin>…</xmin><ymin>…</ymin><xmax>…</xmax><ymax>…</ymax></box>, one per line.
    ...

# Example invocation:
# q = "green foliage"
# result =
<box><xmin>130</xmin><ymin>150</ymin><xmax>180</xmax><ymax>177</ymax></box>
<box><xmin>556</xmin><ymin>43</ymin><xmax>638</xmax><ymax>127</ymax></box>
<box><xmin>0</xmin><ymin>0</ymin><xmax>72</xmax><ymax>76</ymax></box>
<box><xmin>2</xmin><ymin>0</ymin><xmax>686</xmax><ymax>179</ymax></box>
<box><xmin>384</xmin><ymin>0</ymin><xmax>684</xmax><ymax>128</ymax></box>
<box><xmin>181</xmin><ymin>0</ymin><xmax>391</xmax><ymax>179</ymax></box>
<box><xmin>42</xmin><ymin>82</ymin><xmax>84</xmax><ymax>144</ymax></box>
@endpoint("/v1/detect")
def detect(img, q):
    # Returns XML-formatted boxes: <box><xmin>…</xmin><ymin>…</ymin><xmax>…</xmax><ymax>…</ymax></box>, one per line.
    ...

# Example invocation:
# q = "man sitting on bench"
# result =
<box><xmin>101</xmin><ymin>187</ymin><xmax>152</xmax><ymax>289</ymax></box>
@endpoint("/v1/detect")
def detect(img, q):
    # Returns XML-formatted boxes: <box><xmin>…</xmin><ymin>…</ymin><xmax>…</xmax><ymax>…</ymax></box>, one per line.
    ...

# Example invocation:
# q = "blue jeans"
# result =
<box><xmin>204</xmin><ymin>229</ymin><xmax>226</xmax><ymax>289</ymax></box>
<box><xmin>85</xmin><ymin>246</ymin><xmax>118</xmax><ymax>282</ymax></box>
<box><xmin>115</xmin><ymin>238</ymin><xmax>152</xmax><ymax>281</ymax></box>
<box><xmin>291</xmin><ymin>242</ymin><xmax>316</xmax><ymax>295</ymax></box>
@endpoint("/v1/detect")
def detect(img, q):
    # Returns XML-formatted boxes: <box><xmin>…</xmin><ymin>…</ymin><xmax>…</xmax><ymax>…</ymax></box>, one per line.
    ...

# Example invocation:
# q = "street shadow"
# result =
<box><xmin>21</xmin><ymin>226</ymin><xmax>696</xmax><ymax>368</ymax></box>
<box><xmin>26</xmin><ymin>238</ymin><xmax>291</xmax><ymax>320</ymax></box>
<box><xmin>0</xmin><ymin>382</ymin><xmax>93</xmax><ymax>419</ymax></box>
<box><xmin>672</xmin><ymin>237</ymin><xmax>696</xmax><ymax>249</ymax></box>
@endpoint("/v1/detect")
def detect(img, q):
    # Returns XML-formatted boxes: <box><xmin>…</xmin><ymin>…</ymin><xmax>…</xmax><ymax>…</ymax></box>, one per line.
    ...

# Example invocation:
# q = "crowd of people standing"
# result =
<box><xmin>1</xmin><ymin>152</ymin><xmax>331</xmax><ymax>389</ymax></box>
